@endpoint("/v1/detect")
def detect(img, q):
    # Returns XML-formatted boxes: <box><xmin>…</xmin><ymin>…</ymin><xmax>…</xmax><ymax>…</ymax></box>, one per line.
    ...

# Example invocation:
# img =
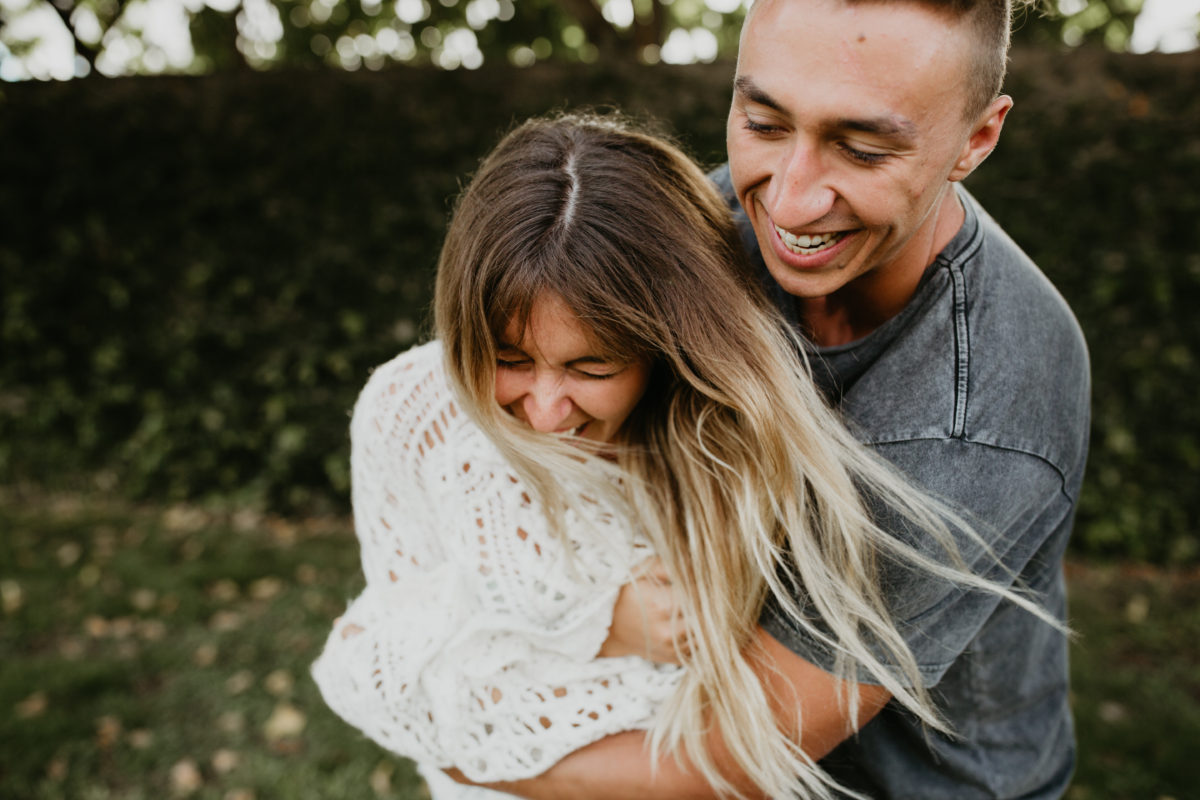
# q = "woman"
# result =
<box><xmin>313</xmin><ymin>113</ymin><xmax>1046</xmax><ymax>799</ymax></box>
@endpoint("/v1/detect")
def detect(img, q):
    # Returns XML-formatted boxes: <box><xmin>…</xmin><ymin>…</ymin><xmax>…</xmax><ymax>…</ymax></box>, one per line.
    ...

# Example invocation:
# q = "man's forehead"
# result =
<box><xmin>735</xmin><ymin>0</ymin><xmax>975</xmax><ymax>128</ymax></box>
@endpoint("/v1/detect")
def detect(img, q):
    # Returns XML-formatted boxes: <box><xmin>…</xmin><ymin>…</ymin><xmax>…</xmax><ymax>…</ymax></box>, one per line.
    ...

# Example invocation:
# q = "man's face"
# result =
<box><xmin>727</xmin><ymin>0</ymin><xmax>986</xmax><ymax>300</ymax></box>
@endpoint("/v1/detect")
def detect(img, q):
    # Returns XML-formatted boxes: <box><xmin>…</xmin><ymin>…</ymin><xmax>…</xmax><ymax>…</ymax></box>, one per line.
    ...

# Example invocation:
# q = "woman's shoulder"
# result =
<box><xmin>354</xmin><ymin>340</ymin><xmax>449</xmax><ymax>416</ymax></box>
<box><xmin>363</xmin><ymin>339</ymin><xmax>445</xmax><ymax>388</ymax></box>
<box><xmin>350</xmin><ymin>340</ymin><xmax>468</xmax><ymax>454</ymax></box>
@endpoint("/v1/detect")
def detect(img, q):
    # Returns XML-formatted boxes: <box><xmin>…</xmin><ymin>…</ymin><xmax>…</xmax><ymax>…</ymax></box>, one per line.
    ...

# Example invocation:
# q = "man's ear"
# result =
<box><xmin>948</xmin><ymin>95</ymin><xmax>1012</xmax><ymax>182</ymax></box>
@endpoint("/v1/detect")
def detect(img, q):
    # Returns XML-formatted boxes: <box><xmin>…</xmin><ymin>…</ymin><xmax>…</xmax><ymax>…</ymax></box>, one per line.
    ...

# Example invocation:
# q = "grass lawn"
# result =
<box><xmin>2</xmin><ymin>489</ymin><xmax>1197</xmax><ymax>799</ymax></box>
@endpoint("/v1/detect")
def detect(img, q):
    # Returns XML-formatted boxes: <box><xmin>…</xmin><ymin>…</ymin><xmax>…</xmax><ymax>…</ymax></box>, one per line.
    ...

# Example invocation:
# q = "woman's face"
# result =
<box><xmin>493</xmin><ymin>292</ymin><xmax>651</xmax><ymax>444</ymax></box>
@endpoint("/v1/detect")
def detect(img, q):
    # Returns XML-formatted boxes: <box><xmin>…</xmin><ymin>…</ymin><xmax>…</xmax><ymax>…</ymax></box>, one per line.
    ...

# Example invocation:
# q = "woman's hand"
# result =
<box><xmin>599</xmin><ymin>557</ymin><xmax>688</xmax><ymax>665</ymax></box>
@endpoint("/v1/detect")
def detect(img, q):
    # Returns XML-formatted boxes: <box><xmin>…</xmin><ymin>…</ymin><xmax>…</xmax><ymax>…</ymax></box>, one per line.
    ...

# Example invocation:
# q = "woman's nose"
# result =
<box><xmin>521</xmin><ymin>377</ymin><xmax>573</xmax><ymax>432</ymax></box>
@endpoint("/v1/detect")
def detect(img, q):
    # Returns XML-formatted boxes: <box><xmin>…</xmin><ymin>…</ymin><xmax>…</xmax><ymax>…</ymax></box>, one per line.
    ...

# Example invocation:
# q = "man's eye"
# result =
<box><xmin>744</xmin><ymin>119</ymin><xmax>780</xmax><ymax>135</ymax></box>
<box><xmin>841</xmin><ymin>144</ymin><xmax>889</xmax><ymax>165</ymax></box>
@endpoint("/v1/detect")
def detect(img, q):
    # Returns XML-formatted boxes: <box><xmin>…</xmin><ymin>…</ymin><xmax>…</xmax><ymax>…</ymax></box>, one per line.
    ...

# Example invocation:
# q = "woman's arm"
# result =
<box><xmin>455</xmin><ymin>626</ymin><xmax>892</xmax><ymax>799</ymax></box>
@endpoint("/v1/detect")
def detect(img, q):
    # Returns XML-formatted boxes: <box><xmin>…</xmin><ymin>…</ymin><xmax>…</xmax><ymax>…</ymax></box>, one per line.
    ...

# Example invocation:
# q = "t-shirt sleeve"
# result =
<box><xmin>761</xmin><ymin>437</ymin><xmax>1076</xmax><ymax>687</ymax></box>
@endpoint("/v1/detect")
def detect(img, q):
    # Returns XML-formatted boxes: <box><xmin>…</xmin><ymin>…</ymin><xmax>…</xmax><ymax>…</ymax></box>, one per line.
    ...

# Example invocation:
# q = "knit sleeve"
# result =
<box><xmin>312</xmin><ymin>342</ymin><xmax>682</xmax><ymax>780</ymax></box>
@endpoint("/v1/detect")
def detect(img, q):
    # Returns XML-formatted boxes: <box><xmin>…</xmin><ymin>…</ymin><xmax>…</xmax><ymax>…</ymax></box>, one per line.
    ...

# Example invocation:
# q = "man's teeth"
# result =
<box><xmin>775</xmin><ymin>225</ymin><xmax>845</xmax><ymax>254</ymax></box>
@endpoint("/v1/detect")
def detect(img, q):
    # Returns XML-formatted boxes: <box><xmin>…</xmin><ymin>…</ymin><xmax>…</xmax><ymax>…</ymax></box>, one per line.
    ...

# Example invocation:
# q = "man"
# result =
<box><xmin>460</xmin><ymin>0</ymin><xmax>1090</xmax><ymax>796</ymax></box>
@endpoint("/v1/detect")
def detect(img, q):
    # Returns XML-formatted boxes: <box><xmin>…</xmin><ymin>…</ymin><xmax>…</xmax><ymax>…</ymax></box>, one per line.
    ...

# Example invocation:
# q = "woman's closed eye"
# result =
<box><xmin>572</xmin><ymin>365</ymin><xmax>622</xmax><ymax>380</ymax></box>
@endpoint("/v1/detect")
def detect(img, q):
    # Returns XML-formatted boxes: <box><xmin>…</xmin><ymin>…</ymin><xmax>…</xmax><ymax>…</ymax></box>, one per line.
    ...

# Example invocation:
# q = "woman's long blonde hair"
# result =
<box><xmin>434</xmin><ymin>112</ymin><xmax>1053</xmax><ymax>799</ymax></box>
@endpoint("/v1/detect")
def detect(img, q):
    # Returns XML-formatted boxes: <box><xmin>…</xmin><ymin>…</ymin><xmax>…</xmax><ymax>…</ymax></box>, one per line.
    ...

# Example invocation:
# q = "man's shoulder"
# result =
<box><xmin>839</xmin><ymin>194</ymin><xmax>1090</xmax><ymax>492</ymax></box>
<box><xmin>956</xmin><ymin>192</ymin><xmax>1090</xmax><ymax>476</ymax></box>
<box><xmin>960</xmin><ymin>191</ymin><xmax>1087</xmax><ymax>357</ymax></box>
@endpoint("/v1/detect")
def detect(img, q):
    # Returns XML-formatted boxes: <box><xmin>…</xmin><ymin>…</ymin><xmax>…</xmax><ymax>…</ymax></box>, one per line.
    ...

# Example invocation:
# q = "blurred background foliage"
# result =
<box><xmin>1</xmin><ymin>44</ymin><xmax>1197</xmax><ymax>564</ymax></box>
<box><xmin>0</xmin><ymin>0</ymin><xmax>1191</xmax><ymax>80</ymax></box>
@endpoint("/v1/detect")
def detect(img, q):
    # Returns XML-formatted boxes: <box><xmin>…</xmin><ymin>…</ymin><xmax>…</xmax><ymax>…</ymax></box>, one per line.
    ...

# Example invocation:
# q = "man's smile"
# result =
<box><xmin>773</xmin><ymin>223</ymin><xmax>849</xmax><ymax>255</ymax></box>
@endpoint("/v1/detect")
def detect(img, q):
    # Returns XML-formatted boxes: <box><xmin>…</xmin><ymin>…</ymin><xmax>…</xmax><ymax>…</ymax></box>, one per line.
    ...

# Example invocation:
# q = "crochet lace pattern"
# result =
<box><xmin>312</xmin><ymin>341</ymin><xmax>681</xmax><ymax>796</ymax></box>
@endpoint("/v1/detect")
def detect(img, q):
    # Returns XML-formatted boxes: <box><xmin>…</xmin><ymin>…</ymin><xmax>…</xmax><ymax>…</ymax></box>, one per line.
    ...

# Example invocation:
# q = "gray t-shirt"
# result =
<box><xmin>712</xmin><ymin>166</ymin><xmax>1091</xmax><ymax>799</ymax></box>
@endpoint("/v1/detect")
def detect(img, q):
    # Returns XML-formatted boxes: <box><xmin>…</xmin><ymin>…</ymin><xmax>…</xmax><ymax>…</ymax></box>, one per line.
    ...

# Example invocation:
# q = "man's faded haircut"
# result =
<box><xmin>867</xmin><ymin>0</ymin><xmax>1013</xmax><ymax>118</ymax></box>
<box><xmin>746</xmin><ymin>0</ymin><xmax>1046</xmax><ymax>119</ymax></box>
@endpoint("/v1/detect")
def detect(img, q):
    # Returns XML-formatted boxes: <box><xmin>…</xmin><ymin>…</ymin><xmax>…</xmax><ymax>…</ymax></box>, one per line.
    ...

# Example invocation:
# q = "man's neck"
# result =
<box><xmin>798</xmin><ymin>188</ymin><xmax>965</xmax><ymax>347</ymax></box>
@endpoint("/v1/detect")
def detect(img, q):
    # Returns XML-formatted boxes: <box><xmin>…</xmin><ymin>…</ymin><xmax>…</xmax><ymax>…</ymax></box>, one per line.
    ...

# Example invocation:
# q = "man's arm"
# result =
<box><xmin>452</xmin><ymin>626</ymin><xmax>891</xmax><ymax>800</ymax></box>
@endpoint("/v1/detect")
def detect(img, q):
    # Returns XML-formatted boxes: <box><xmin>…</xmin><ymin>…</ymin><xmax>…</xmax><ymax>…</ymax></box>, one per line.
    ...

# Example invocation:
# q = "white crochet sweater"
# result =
<box><xmin>312</xmin><ymin>341</ymin><xmax>681</xmax><ymax>796</ymax></box>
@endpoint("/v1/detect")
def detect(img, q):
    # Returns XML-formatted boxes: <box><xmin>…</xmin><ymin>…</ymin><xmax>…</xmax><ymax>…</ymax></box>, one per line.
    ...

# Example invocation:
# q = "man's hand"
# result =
<box><xmin>598</xmin><ymin>556</ymin><xmax>688</xmax><ymax>664</ymax></box>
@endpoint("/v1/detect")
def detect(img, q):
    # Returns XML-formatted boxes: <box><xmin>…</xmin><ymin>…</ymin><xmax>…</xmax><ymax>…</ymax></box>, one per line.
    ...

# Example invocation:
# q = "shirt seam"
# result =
<box><xmin>866</xmin><ymin>434</ymin><xmax>1078</xmax><ymax>505</ymax></box>
<box><xmin>941</xmin><ymin>189</ymin><xmax>985</xmax><ymax>439</ymax></box>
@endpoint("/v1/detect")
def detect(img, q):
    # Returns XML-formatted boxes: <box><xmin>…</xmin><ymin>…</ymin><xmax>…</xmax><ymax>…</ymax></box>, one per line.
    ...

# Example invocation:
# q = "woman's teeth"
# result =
<box><xmin>775</xmin><ymin>225</ymin><xmax>846</xmax><ymax>255</ymax></box>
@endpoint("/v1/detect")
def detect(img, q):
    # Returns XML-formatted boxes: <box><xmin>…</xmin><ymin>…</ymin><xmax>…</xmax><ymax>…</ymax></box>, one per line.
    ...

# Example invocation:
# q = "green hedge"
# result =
<box><xmin>2</xmin><ymin>49</ymin><xmax>1197</xmax><ymax>561</ymax></box>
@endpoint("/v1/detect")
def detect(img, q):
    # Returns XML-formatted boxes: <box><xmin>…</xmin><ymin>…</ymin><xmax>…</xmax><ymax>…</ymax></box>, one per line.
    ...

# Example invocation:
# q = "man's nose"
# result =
<box><xmin>771</xmin><ymin>141</ymin><xmax>836</xmax><ymax>227</ymax></box>
<box><xmin>521</xmin><ymin>375</ymin><xmax>573</xmax><ymax>432</ymax></box>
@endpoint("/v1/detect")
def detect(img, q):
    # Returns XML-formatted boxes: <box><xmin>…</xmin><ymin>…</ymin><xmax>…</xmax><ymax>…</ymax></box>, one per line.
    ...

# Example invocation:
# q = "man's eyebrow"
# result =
<box><xmin>734</xmin><ymin>76</ymin><xmax>784</xmax><ymax>112</ymax></box>
<box><xmin>833</xmin><ymin>115</ymin><xmax>918</xmax><ymax>141</ymax></box>
<box><xmin>736</xmin><ymin>76</ymin><xmax>916</xmax><ymax>142</ymax></box>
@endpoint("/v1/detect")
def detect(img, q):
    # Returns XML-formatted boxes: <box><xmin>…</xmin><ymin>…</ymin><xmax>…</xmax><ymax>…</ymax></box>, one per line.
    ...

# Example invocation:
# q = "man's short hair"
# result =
<box><xmin>866</xmin><ymin>0</ymin><xmax>1013</xmax><ymax>118</ymax></box>
<box><xmin>746</xmin><ymin>0</ymin><xmax>1042</xmax><ymax>119</ymax></box>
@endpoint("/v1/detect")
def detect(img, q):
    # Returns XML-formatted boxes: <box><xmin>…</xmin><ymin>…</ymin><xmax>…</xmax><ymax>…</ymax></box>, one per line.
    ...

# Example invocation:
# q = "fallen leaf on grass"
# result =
<box><xmin>249</xmin><ymin>577</ymin><xmax>283</xmax><ymax>601</ymax></box>
<box><xmin>232</xmin><ymin>508</ymin><xmax>263</xmax><ymax>532</ymax></box>
<box><xmin>182</xmin><ymin>539</ymin><xmax>205</xmax><ymax>561</ymax></box>
<box><xmin>263</xmin><ymin>703</ymin><xmax>306</xmax><ymax>741</ymax></box>
<box><xmin>224</xmin><ymin>790</ymin><xmax>256</xmax><ymax>800</ymax></box>
<box><xmin>1099</xmin><ymin>701</ymin><xmax>1128</xmax><ymax>723</ymax></box>
<box><xmin>1125</xmin><ymin>593</ymin><xmax>1149</xmax><ymax>624</ymax></box>
<box><xmin>130</xmin><ymin>588</ymin><xmax>158</xmax><ymax>611</ymax></box>
<box><xmin>160</xmin><ymin>593</ymin><xmax>181</xmax><ymax>614</ymax></box>
<box><xmin>58</xmin><ymin>636</ymin><xmax>85</xmax><ymax>660</ymax></box>
<box><xmin>57</xmin><ymin>542</ymin><xmax>82</xmax><ymax>567</ymax></box>
<box><xmin>370</xmin><ymin>761</ymin><xmax>394</xmax><ymax>796</ymax></box>
<box><xmin>264</xmin><ymin>669</ymin><xmax>294</xmax><ymax>697</ymax></box>
<box><xmin>170</xmin><ymin>758</ymin><xmax>204</xmax><ymax>795</ymax></box>
<box><xmin>209</xmin><ymin>610</ymin><xmax>243</xmax><ymax>632</ymax></box>
<box><xmin>15</xmin><ymin>691</ymin><xmax>47</xmax><ymax>719</ymax></box>
<box><xmin>139</xmin><ymin>619</ymin><xmax>167</xmax><ymax>641</ymax></box>
<box><xmin>267</xmin><ymin>518</ymin><xmax>298</xmax><ymax>546</ymax></box>
<box><xmin>193</xmin><ymin>643</ymin><xmax>219</xmax><ymax>667</ymax></box>
<box><xmin>46</xmin><ymin>757</ymin><xmax>68</xmax><ymax>782</ymax></box>
<box><xmin>128</xmin><ymin>729</ymin><xmax>155</xmax><ymax>750</ymax></box>
<box><xmin>109</xmin><ymin>617</ymin><xmax>135</xmax><ymax>639</ymax></box>
<box><xmin>78</xmin><ymin>564</ymin><xmax>101</xmax><ymax>587</ymax></box>
<box><xmin>211</xmin><ymin>748</ymin><xmax>240</xmax><ymax>774</ymax></box>
<box><xmin>217</xmin><ymin>710</ymin><xmax>246</xmax><ymax>734</ymax></box>
<box><xmin>209</xmin><ymin>579</ymin><xmax>240</xmax><ymax>602</ymax></box>
<box><xmin>226</xmin><ymin>669</ymin><xmax>255</xmax><ymax>695</ymax></box>
<box><xmin>164</xmin><ymin>506</ymin><xmax>210</xmax><ymax>533</ymax></box>
<box><xmin>1</xmin><ymin>579</ymin><xmax>22</xmax><ymax>613</ymax></box>
<box><xmin>96</xmin><ymin>715</ymin><xmax>122</xmax><ymax>749</ymax></box>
